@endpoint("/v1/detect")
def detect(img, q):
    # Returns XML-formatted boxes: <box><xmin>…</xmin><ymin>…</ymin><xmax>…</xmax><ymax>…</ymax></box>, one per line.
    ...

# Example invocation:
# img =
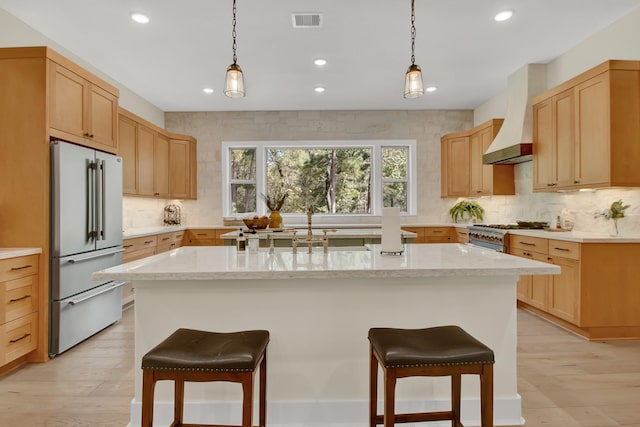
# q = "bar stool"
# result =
<box><xmin>368</xmin><ymin>325</ymin><xmax>494</xmax><ymax>427</ymax></box>
<box><xmin>141</xmin><ymin>328</ymin><xmax>269</xmax><ymax>427</ymax></box>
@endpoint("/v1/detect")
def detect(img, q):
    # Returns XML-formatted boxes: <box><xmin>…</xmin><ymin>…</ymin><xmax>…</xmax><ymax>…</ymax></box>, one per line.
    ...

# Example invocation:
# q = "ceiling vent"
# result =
<box><xmin>292</xmin><ymin>13</ymin><xmax>323</xmax><ymax>28</ymax></box>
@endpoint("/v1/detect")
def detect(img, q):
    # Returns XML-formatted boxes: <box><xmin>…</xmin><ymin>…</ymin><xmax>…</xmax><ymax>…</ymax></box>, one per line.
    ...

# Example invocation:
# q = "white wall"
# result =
<box><xmin>0</xmin><ymin>9</ymin><xmax>165</xmax><ymax>128</ymax></box>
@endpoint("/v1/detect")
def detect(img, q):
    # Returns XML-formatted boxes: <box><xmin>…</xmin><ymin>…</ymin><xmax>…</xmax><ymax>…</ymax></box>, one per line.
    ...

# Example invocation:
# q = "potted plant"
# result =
<box><xmin>449</xmin><ymin>200</ymin><xmax>485</xmax><ymax>223</ymax></box>
<box><xmin>599</xmin><ymin>199</ymin><xmax>630</xmax><ymax>235</ymax></box>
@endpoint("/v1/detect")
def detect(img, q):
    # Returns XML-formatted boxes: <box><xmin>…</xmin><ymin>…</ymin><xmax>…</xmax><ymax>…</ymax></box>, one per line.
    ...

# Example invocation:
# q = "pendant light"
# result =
<box><xmin>404</xmin><ymin>0</ymin><xmax>424</xmax><ymax>98</ymax></box>
<box><xmin>224</xmin><ymin>0</ymin><xmax>245</xmax><ymax>98</ymax></box>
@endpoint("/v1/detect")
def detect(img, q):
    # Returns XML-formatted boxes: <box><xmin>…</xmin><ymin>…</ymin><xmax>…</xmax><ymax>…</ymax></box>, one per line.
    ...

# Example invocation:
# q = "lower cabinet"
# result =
<box><xmin>401</xmin><ymin>227</ymin><xmax>456</xmax><ymax>243</ymax></box>
<box><xmin>1</xmin><ymin>254</ymin><xmax>39</xmax><ymax>369</ymax></box>
<box><xmin>510</xmin><ymin>234</ymin><xmax>640</xmax><ymax>339</ymax></box>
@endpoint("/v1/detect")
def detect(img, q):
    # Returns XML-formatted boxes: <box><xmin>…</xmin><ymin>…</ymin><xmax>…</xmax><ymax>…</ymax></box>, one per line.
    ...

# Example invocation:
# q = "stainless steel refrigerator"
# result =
<box><xmin>49</xmin><ymin>140</ymin><xmax>125</xmax><ymax>356</ymax></box>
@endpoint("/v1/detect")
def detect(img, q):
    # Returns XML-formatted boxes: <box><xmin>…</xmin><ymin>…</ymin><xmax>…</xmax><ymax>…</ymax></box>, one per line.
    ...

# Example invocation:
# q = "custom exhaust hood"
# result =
<box><xmin>483</xmin><ymin>64</ymin><xmax>547</xmax><ymax>165</ymax></box>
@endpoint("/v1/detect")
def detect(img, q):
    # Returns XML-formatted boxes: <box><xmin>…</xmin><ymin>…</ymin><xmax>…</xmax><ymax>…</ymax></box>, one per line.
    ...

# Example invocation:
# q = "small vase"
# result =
<box><xmin>613</xmin><ymin>219</ymin><xmax>619</xmax><ymax>236</ymax></box>
<box><xmin>269</xmin><ymin>210</ymin><xmax>283</xmax><ymax>229</ymax></box>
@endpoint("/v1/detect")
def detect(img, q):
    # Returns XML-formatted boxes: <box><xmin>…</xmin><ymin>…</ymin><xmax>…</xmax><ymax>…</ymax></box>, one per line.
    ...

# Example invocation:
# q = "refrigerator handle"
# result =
<box><xmin>89</xmin><ymin>160</ymin><xmax>99</xmax><ymax>239</ymax></box>
<box><xmin>95</xmin><ymin>159</ymin><xmax>103</xmax><ymax>241</ymax></box>
<box><xmin>101</xmin><ymin>159</ymin><xmax>106</xmax><ymax>240</ymax></box>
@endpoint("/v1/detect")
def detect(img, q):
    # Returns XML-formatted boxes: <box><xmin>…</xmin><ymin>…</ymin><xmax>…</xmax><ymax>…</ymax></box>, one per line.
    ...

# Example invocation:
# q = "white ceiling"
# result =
<box><xmin>2</xmin><ymin>0</ymin><xmax>640</xmax><ymax>112</ymax></box>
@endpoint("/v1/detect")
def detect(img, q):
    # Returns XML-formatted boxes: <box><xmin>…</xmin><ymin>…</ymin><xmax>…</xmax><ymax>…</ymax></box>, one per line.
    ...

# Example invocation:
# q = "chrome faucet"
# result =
<box><xmin>307</xmin><ymin>205</ymin><xmax>314</xmax><ymax>239</ymax></box>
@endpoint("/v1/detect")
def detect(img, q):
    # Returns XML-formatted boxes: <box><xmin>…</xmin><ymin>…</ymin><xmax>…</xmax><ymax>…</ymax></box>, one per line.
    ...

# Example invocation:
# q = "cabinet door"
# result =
<box><xmin>88</xmin><ymin>83</ymin><xmax>117</xmax><ymax>151</ymax></box>
<box><xmin>516</xmin><ymin>274</ymin><xmax>531</xmax><ymax>303</ymax></box>
<box><xmin>554</xmin><ymin>89</ymin><xmax>575</xmax><ymax>187</ymax></box>
<box><xmin>533</xmin><ymin>98</ymin><xmax>556</xmax><ymax>190</ymax></box>
<box><xmin>528</xmin><ymin>252</ymin><xmax>551</xmax><ymax>311</ymax></box>
<box><xmin>574</xmin><ymin>73</ymin><xmax>610</xmax><ymax>186</ymax></box>
<box><xmin>469</xmin><ymin>130</ymin><xmax>484</xmax><ymax>195</ymax></box>
<box><xmin>137</xmin><ymin>125</ymin><xmax>155</xmax><ymax>196</ymax></box>
<box><xmin>49</xmin><ymin>62</ymin><xmax>87</xmax><ymax>138</ymax></box>
<box><xmin>154</xmin><ymin>133</ymin><xmax>170</xmax><ymax>198</ymax></box>
<box><xmin>440</xmin><ymin>140</ymin><xmax>449</xmax><ymax>197</ymax></box>
<box><xmin>169</xmin><ymin>139</ymin><xmax>190</xmax><ymax>199</ymax></box>
<box><xmin>189</xmin><ymin>140</ymin><xmax>198</xmax><ymax>200</ymax></box>
<box><xmin>119</xmin><ymin>115</ymin><xmax>137</xmax><ymax>195</ymax></box>
<box><xmin>548</xmin><ymin>256</ymin><xmax>581</xmax><ymax>325</ymax></box>
<box><xmin>447</xmin><ymin>136</ymin><xmax>470</xmax><ymax>197</ymax></box>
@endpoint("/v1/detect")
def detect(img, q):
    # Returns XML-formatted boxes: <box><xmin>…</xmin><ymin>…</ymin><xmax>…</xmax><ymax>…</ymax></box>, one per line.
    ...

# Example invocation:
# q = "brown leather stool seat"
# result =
<box><xmin>368</xmin><ymin>325</ymin><xmax>494</xmax><ymax>427</ymax></box>
<box><xmin>141</xmin><ymin>328</ymin><xmax>269</xmax><ymax>427</ymax></box>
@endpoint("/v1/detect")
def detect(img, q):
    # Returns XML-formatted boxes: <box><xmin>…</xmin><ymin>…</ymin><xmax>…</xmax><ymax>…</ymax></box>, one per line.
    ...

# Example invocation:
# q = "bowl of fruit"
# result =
<box><xmin>243</xmin><ymin>215</ymin><xmax>270</xmax><ymax>230</ymax></box>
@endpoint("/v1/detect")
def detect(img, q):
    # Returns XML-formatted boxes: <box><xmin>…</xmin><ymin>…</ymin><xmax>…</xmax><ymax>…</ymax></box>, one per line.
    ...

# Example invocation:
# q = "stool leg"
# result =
<box><xmin>480</xmin><ymin>364</ymin><xmax>494</xmax><ymax>427</ymax></box>
<box><xmin>383</xmin><ymin>368</ymin><xmax>396</xmax><ymax>427</ymax></box>
<box><xmin>241</xmin><ymin>372</ymin><xmax>254</xmax><ymax>427</ymax></box>
<box><xmin>141</xmin><ymin>370</ymin><xmax>156</xmax><ymax>427</ymax></box>
<box><xmin>452</xmin><ymin>373</ymin><xmax>462</xmax><ymax>427</ymax></box>
<box><xmin>369</xmin><ymin>345</ymin><xmax>378</xmax><ymax>427</ymax></box>
<box><xmin>259</xmin><ymin>352</ymin><xmax>267</xmax><ymax>427</ymax></box>
<box><xmin>174</xmin><ymin>378</ymin><xmax>185</xmax><ymax>425</ymax></box>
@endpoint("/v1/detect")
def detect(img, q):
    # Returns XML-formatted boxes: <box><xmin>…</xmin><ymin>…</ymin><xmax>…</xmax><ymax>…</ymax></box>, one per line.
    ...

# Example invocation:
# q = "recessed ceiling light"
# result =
<box><xmin>314</xmin><ymin>58</ymin><xmax>327</xmax><ymax>66</ymax></box>
<box><xmin>314</xmin><ymin>86</ymin><xmax>326</xmax><ymax>93</ymax></box>
<box><xmin>494</xmin><ymin>10</ymin><xmax>513</xmax><ymax>22</ymax></box>
<box><xmin>130</xmin><ymin>12</ymin><xmax>150</xmax><ymax>24</ymax></box>
<box><xmin>426</xmin><ymin>86</ymin><xmax>437</xmax><ymax>93</ymax></box>
<box><xmin>203</xmin><ymin>88</ymin><xmax>214</xmax><ymax>94</ymax></box>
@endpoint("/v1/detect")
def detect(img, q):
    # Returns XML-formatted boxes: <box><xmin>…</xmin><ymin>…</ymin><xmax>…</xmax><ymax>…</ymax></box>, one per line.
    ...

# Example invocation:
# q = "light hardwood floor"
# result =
<box><xmin>0</xmin><ymin>307</ymin><xmax>639</xmax><ymax>426</ymax></box>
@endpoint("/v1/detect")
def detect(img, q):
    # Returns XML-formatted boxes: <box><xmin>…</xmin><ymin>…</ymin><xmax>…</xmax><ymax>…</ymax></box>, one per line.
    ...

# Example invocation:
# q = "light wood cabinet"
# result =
<box><xmin>49</xmin><ymin>61</ymin><xmax>118</xmax><ymax>153</ymax></box>
<box><xmin>401</xmin><ymin>227</ymin><xmax>425</xmax><ymax>243</ymax></box>
<box><xmin>510</xmin><ymin>233</ymin><xmax>640</xmax><ymax>340</ymax></box>
<box><xmin>532</xmin><ymin>60</ymin><xmax>640</xmax><ymax>191</ymax></box>
<box><xmin>156</xmin><ymin>231</ymin><xmax>185</xmax><ymax>253</ymax></box>
<box><xmin>1</xmin><ymin>254</ymin><xmax>39</xmax><ymax>369</ymax></box>
<box><xmin>119</xmin><ymin>108</ymin><xmax>197</xmax><ymax>199</ymax></box>
<box><xmin>1</xmin><ymin>47</ymin><xmax>120</xmax><ymax>363</ymax></box>
<box><xmin>441</xmin><ymin>119</ymin><xmax>514</xmax><ymax>197</ymax></box>
<box><xmin>454</xmin><ymin>227</ymin><xmax>469</xmax><ymax>243</ymax></box>
<box><xmin>424</xmin><ymin>227</ymin><xmax>454</xmax><ymax>243</ymax></box>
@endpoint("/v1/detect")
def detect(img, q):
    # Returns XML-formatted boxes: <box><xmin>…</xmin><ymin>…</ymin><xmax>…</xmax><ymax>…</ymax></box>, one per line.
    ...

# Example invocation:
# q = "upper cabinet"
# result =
<box><xmin>532</xmin><ymin>60</ymin><xmax>640</xmax><ymax>191</ymax></box>
<box><xmin>118</xmin><ymin>108</ymin><xmax>197</xmax><ymax>200</ymax></box>
<box><xmin>49</xmin><ymin>59</ymin><xmax>118</xmax><ymax>154</ymax></box>
<box><xmin>441</xmin><ymin>119</ymin><xmax>515</xmax><ymax>198</ymax></box>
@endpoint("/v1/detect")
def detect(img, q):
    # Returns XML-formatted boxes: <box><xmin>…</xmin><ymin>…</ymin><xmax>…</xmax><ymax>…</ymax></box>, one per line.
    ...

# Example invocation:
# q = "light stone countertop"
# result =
<box><xmin>507</xmin><ymin>229</ymin><xmax>640</xmax><ymax>243</ymax></box>
<box><xmin>0</xmin><ymin>248</ymin><xmax>42</xmax><ymax>260</ymax></box>
<box><xmin>93</xmin><ymin>243</ymin><xmax>559</xmax><ymax>281</ymax></box>
<box><xmin>219</xmin><ymin>228</ymin><xmax>417</xmax><ymax>240</ymax></box>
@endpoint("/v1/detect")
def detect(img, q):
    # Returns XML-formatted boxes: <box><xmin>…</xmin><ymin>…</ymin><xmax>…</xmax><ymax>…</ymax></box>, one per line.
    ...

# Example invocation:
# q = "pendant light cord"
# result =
<box><xmin>231</xmin><ymin>0</ymin><xmax>238</xmax><ymax>65</ymax></box>
<box><xmin>410</xmin><ymin>0</ymin><xmax>416</xmax><ymax>66</ymax></box>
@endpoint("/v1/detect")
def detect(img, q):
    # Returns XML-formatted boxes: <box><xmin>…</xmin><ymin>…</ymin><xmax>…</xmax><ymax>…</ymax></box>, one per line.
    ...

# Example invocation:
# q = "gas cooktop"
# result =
<box><xmin>473</xmin><ymin>221</ymin><xmax>548</xmax><ymax>230</ymax></box>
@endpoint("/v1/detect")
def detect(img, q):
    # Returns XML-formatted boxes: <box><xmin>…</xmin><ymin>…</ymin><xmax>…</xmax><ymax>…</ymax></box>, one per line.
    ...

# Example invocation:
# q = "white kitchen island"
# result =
<box><xmin>93</xmin><ymin>244</ymin><xmax>558</xmax><ymax>427</ymax></box>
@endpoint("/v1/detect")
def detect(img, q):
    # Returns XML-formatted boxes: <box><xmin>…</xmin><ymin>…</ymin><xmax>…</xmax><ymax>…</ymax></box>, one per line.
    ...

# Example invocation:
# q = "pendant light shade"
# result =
<box><xmin>224</xmin><ymin>63</ymin><xmax>245</xmax><ymax>98</ymax></box>
<box><xmin>404</xmin><ymin>64</ymin><xmax>424</xmax><ymax>98</ymax></box>
<box><xmin>224</xmin><ymin>0</ymin><xmax>245</xmax><ymax>98</ymax></box>
<box><xmin>404</xmin><ymin>0</ymin><xmax>424</xmax><ymax>99</ymax></box>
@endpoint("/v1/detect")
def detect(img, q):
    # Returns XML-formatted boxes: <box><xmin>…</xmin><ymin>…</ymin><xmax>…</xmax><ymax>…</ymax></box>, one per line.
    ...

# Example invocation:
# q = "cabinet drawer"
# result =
<box><xmin>455</xmin><ymin>227</ymin><xmax>469</xmax><ymax>243</ymax></box>
<box><xmin>510</xmin><ymin>248</ymin><xmax>549</xmax><ymax>262</ymax></box>
<box><xmin>189</xmin><ymin>229</ymin><xmax>217</xmax><ymax>239</ymax></box>
<box><xmin>1</xmin><ymin>276</ymin><xmax>37</xmax><ymax>324</ymax></box>
<box><xmin>123</xmin><ymin>236</ymin><xmax>158</xmax><ymax>254</ymax></box>
<box><xmin>548</xmin><ymin>240</ymin><xmax>580</xmax><ymax>260</ymax></box>
<box><xmin>0</xmin><ymin>312</ymin><xmax>38</xmax><ymax>365</ymax></box>
<box><xmin>157</xmin><ymin>241</ymin><xmax>180</xmax><ymax>253</ymax></box>
<box><xmin>122</xmin><ymin>246</ymin><xmax>156</xmax><ymax>264</ymax></box>
<box><xmin>424</xmin><ymin>227</ymin><xmax>453</xmax><ymax>237</ymax></box>
<box><xmin>172</xmin><ymin>231</ymin><xmax>185</xmax><ymax>244</ymax></box>
<box><xmin>157</xmin><ymin>232</ymin><xmax>174</xmax><ymax>245</ymax></box>
<box><xmin>401</xmin><ymin>227</ymin><xmax>425</xmax><ymax>239</ymax></box>
<box><xmin>510</xmin><ymin>235</ymin><xmax>548</xmax><ymax>253</ymax></box>
<box><xmin>0</xmin><ymin>255</ymin><xmax>39</xmax><ymax>282</ymax></box>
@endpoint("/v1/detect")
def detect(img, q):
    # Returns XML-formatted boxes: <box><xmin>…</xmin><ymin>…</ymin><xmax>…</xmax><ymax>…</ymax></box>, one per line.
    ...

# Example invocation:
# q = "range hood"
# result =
<box><xmin>483</xmin><ymin>64</ymin><xmax>547</xmax><ymax>165</ymax></box>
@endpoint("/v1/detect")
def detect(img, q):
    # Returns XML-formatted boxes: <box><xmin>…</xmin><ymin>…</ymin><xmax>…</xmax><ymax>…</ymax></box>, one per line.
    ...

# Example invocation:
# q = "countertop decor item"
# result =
<box><xmin>243</xmin><ymin>216</ymin><xmax>270</xmax><ymax>230</ymax></box>
<box><xmin>596</xmin><ymin>199</ymin><xmax>630</xmax><ymax>235</ymax></box>
<box><xmin>449</xmin><ymin>200</ymin><xmax>484</xmax><ymax>223</ymax></box>
<box><xmin>262</xmin><ymin>191</ymin><xmax>287</xmax><ymax>229</ymax></box>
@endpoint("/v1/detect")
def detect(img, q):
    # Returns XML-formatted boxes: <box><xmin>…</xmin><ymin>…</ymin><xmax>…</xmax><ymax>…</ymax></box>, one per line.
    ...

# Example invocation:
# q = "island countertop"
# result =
<box><xmin>93</xmin><ymin>243</ymin><xmax>558</xmax><ymax>281</ymax></box>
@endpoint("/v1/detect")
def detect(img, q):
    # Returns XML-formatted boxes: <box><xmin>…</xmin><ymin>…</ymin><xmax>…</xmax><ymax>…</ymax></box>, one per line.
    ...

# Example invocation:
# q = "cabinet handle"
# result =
<box><xmin>519</xmin><ymin>242</ymin><xmax>535</xmax><ymax>246</ymax></box>
<box><xmin>144</xmin><ymin>240</ymin><xmax>154</xmax><ymax>244</ymax></box>
<box><xmin>432</xmin><ymin>230</ymin><xmax>443</xmax><ymax>234</ymax></box>
<box><xmin>574</xmin><ymin>180</ymin><xmax>580</xmax><ymax>184</ymax></box>
<box><xmin>10</xmin><ymin>264</ymin><xmax>32</xmax><ymax>271</ymax></box>
<box><xmin>197</xmin><ymin>233</ymin><xmax>207</xmax><ymax>236</ymax></box>
<box><xmin>10</xmin><ymin>333</ymin><xmax>31</xmax><ymax>344</ymax></box>
<box><xmin>546</xmin><ymin>183</ymin><xmax>557</xmax><ymax>186</ymax></box>
<box><xmin>9</xmin><ymin>295</ymin><xmax>30</xmax><ymax>303</ymax></box>
<box><xmin>170</xmin><ymin>243</ymin><xmax>176</xmax><ymax>247</ymax></box>
<box><xmin>123</xmin><ymin>244</ymin><xmax>134</xmax><ymax>248</ymax></box>
<box><xmin>547</xmin><ymin>257</ymin><xmax>553</xmax><ymax>261</ymax></box>
<box><xmin>162</xmin><ymin>237</ymin><xmax>170</xmax><ymax>241</ymax></box>
<box><xmin>553</xmin><ymin>247</ymin><xmax>570</xmax><ymax>251</ymax></box>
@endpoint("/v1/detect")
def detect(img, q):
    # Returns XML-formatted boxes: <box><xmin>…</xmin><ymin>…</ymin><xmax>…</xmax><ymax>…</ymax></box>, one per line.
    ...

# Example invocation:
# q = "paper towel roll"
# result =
<box><xmin>381</xmin><ymin>206</ymin><xmax>402</xmax><ymax>253</ymax></box>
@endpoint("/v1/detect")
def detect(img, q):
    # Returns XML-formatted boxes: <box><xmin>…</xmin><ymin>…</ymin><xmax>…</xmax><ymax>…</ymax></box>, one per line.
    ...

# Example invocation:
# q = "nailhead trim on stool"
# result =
<box><xmin>141</xmin><ymin>328</ymin><xmax>269</xmax><ymax>427</ymax></box>
<box><xmin>368</xmin><ymin>325</ymin><xmax>495</xmax><ymax>427</ymax></box>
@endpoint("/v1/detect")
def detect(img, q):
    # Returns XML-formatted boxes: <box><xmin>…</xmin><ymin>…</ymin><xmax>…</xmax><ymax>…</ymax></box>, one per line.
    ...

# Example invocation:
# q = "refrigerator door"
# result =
<box><xmin>95</xmin><ymin>150</ymin><xmax>123</xmax><ymax>250</ymax></box>
<box><xmin>51</xmin><ymin>141</ymin><xmax>98</xmax><ymax>257</ymax></box>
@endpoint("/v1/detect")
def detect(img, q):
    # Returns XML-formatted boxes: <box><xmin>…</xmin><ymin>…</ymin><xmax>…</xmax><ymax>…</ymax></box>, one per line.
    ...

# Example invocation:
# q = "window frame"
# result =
<box><xmin>222</xmin><ymin>140</ymin><xmax>417</xmax><ymax>219</ymax></box>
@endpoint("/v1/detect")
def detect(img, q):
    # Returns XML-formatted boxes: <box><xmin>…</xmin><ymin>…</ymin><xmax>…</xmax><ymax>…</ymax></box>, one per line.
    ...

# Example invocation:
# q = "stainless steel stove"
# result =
<box><xmin>468</xmin><ymin>223</ymin><xmax>546</xmax><ymax>252</ymax></box>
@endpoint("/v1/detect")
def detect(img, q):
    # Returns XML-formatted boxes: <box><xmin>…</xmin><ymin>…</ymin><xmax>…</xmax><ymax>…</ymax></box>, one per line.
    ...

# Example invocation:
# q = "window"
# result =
<box><xmin>222</xmin><ymin>140</ymin><xmax>416</xmax><ymax>217</ymax></box>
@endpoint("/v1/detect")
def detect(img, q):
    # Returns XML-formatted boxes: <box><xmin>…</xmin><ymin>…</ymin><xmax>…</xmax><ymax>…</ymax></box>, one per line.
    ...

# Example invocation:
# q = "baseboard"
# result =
<box><xmin>128</xmin><ymin>395</ymin><xmax>523</xmax><ymax>426</ymax></box>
